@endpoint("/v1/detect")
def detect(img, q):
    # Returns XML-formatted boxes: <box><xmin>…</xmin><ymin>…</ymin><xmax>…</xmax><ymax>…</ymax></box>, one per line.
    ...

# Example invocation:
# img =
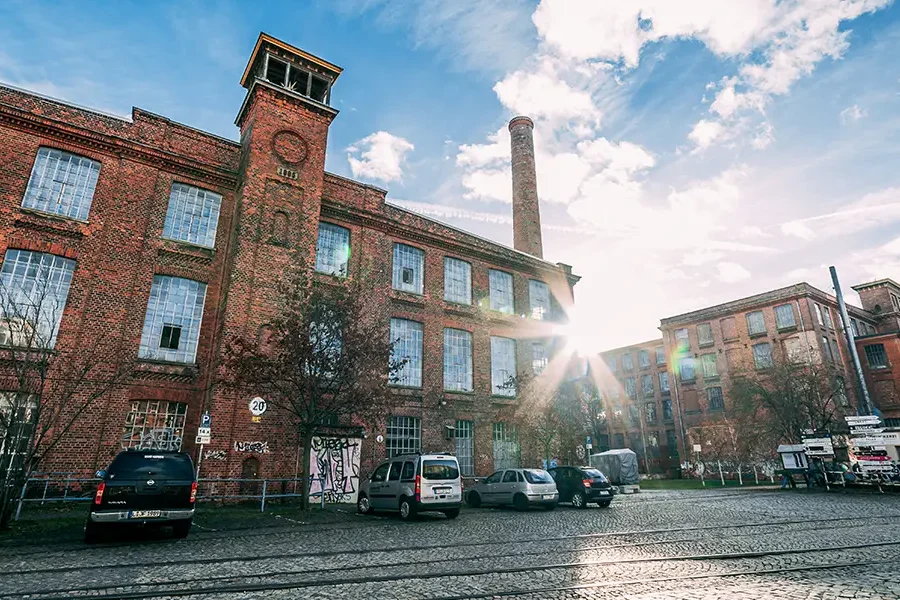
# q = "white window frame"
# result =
<box><xmin>746</xmin><ymin>311</ymin><xmax>766</xmax><ymax>336</ymax></box>
<box><xmin>491</xmin><ymin>336</ymin><xmax>517</xmax><ymax>397</ymax></box>
<box><xmin>138</xmin><ymin>275</ymin><xmax>207</xmax><ymax>364</ymax></box>
<box><xmin>315</xmin><ymin>222</ymin><xmax>350</xmax><ymax>276</ymax></box>
<box><xmin>774</xmin><ymin>304</ymin><xmax>796</xmax><ymax>330</ymax></box>
<box><xmin>386</xmin><ymin>416</ymin><xmax>421</xmax><ymax>457</ymax></box>
<box><xmin>390</xmin><ymin>318</ymin><xmax>423</xmax><ymax>388</ymax></box>
<box><xmin>641</xmin><ymin>374</ymin><xmax>654</xmax><ymax>397</ymax></box>
<box><xmin>528</xmin><ymin>280</ymin><xmax>551</xmax><ymax>320</ymax></box>
<box><xmin>443</xmin><ymin>257</ymin><xmax>472</xmax><ymax>305</ymax></box>
<box><xmin>752</xmin><ymin>342</ymin><xmax>774</xmax><ymax>370</ymax></box>
<box><xmin>22</xmin><ymin>147</ymin><xmax>101</xmax><ymax>221</ymax></box>
<box><xmin>679</xmin><ymin>357</ymin><xmax>696</xmax><ymax>381</ymax></box>
<box><xmin>443</xmin><ymin>328</ymin><xmax>473</xmax><ymax>392</ymax></box>
<box><xmin>707</xmin><ymin>387</ymin><xmax>725</xmax><ymax>411</ymax></box>
<box><xmin>638</xmin><ymin>350</ymin><xmax>651</xmax><ymax>368</ymax></box>
<box><xmin>622</xmin><ymin>353</ymin><xmax>634</xmax><ymax>371</ymax></box>
<box><xmin>455</xmin><ymin>420</ymin><xmax>475</xmax><ymax>476</ymax></box>
<box><xmin>658</xmin><ymin>371</ymin><xmax>670</xmax><ymax>393</ymax></box>
<box><xmin>121</xmin><ymin>400</ymin><xmax>187</xmax><ymax>451</ymax></box>
<box><xmin>0</xmin><ymin>250</ymin><xmax>76</xmax><ymax>349</ymax></box>
<box><xmin>701</xmin><ymin>353</ymin><xmax>718</xmax><ymax>378</ymax></box>
<box><xmin>532</xmin><ymin>341</ymin><xmax>548</xmax><ymax>375</ymax></box>
<box><xmin>675</xmin><ymin>328</ymin><xmax>690</xmax><ymax>351</ymax></box>
<box><xmin>492</xmin><ymin>423</ymin><xmax>520</xmax><ymax>470</ymax></box>
<box><xmin>697</xmin><ymin>323</ymin><xmax>714</xmax><ymax>347</ymax></box>
<box><xmin>162</xmin><ymin>183</ymin><xmax>222</xmax><ymax>249</ymax></box>
<box><xmin>488</xmin><ymin>270</ymin><xmax>514</xmax><ymax>314</ymax></box>
<box><xmin>392</xmin><ymin>243</ymin><xmax>425</xmax><ymax>295</ymax></box>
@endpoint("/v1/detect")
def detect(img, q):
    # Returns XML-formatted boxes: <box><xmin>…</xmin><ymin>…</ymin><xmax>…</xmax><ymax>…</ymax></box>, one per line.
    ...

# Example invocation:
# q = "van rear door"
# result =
<box><xmin>419</xmin><ymin>457</ymin><xmax>461</xmax><ymax>505</ymax></box>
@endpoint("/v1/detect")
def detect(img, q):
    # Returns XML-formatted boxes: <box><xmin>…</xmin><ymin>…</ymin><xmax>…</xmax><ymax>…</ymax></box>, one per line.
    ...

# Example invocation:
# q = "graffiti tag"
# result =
<box><xmin>233</xmin><ymin>441</ymin><xmax>270</xmax><ymax>454</ymax></box>
<box><xmin>204</xmin><ymin>450</ymin><xmax>227</xmax><ymax>461</ymax></box>
<box><xmin>122</xmin><ymin>428</ymin><xmax>183</xmax><ymax>451</ymax></box>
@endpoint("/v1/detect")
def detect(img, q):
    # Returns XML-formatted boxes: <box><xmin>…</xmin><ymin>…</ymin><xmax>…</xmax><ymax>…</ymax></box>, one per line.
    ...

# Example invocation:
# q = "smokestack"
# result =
<box><xmin>509</xmin><ymin>116</ymin><xmax>543</xmax><ymax>258</ymax></box>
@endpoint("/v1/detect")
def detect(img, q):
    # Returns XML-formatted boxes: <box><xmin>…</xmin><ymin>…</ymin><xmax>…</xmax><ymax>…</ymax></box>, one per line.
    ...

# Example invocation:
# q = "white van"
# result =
<box><xmin>357</xmin><ymin>453</ymin><xmax>462</xmax><ymax>521</ymax></box>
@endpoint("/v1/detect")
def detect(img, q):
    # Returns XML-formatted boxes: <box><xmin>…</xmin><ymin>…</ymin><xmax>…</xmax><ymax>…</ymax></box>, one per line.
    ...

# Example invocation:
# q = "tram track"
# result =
<box><xmin>7</xmin><ymin>539</ymin><xmax>900</xmax><ymax>600</ymax></box>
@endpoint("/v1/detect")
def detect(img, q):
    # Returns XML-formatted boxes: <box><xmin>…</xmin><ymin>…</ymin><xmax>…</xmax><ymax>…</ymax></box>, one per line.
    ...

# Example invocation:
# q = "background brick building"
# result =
<box><xmin>0</xmin><ymin>33</ymin><xmax>579</xmax><ymax>483</ymax></box>
<box><xmin>597</xmin><ymin>340</ymin><xmax>680</xmax><ymax>474</ymax></box>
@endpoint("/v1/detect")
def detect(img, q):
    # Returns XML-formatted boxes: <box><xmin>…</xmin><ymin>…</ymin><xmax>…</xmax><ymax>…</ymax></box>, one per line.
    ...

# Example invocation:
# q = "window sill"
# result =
<box><xmin>443</xmin><ymin>389</ymin><xmax>476</xmax><ymax>396</ymax></box>
<box><xmin>158</xmin><ymin>240</ymin><xmax>215</xmax><ymax>264</ymax></box>
<box><xmin>444</xmin><ymin>302</ymin><xmax>476</xmax><ymax>317</ymax></box>
<box><xmin>19</xmin><ymin>205</ymin><xmax>89</xmax><ymax>224</ymax></box>
<box><xmin>491</xmin><ymin>394</ymin><xmax>517</xmax><ymax>401</ymax></box>
<box><xmin>748</xmin><ymin>331</ymin><xmax>768</xmax><ymax>339</ymax></box>
<box><xmin>703</xmin><ymin>375</ymin><xmax>720</xmax><ymax>382</ymax></box>
<box><xmin>707</xmin><ymin>407</ymin><xmax>725</xmax><ymax>412</ymax></box>
<box><xmin>698</xmin><ymin>342</ymin><xmax>715</xmax><ymax>349</ymax></box>
<box><xmin>133</xmin><ymin>359</ymin><xmax>198</xmax><ymax>379</ymax></box>
<box><xmin>161</xmin><ymin>237</ymin><xmax>216</xmax><ymax>254</ymax></box>
<box><xmin>777</xmin><ymin>325</ymin><xmax>798</xmax><ymax>334</ymax></box>
<box><xmin>389</xmin><ymin>385</ymin><xmax>423</xmax><ymax>394</ymax></box>
<box><xmin>390</xmin><ymin>290</ymin><xmax>426</xmax><ymax>307</ymax></box>
<box><xmin>16</xmin><ymin>207</ymin><xmax>87</xmax><ymax>238</ymax></box>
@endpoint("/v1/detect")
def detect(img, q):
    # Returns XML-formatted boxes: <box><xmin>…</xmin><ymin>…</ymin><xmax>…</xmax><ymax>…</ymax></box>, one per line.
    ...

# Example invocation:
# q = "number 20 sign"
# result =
<box><xmin>249</xmin><ymin>397</ymin><xmax>268</xmax><ymax>417</ymax></box>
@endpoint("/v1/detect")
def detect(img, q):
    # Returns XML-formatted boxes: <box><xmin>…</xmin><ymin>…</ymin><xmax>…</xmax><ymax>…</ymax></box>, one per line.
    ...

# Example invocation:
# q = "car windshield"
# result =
<box><xmin>422</xmin><ymin>459</ymin><xmax>460</xmax><ymax>480</ymax></box>
<box><xmin>523</xmin><ymin>469</ymin><xmax>553</xmax><ymax>484</ymax></box>
<box><xmin>582</xmin><ymin>468</ymin><xmax>607</xmax><ymax>481</ymax></box>
<box><xmin>108</xmin><ymin>453</ymin><xmax>194</xmax><ymax>480</ymax></box>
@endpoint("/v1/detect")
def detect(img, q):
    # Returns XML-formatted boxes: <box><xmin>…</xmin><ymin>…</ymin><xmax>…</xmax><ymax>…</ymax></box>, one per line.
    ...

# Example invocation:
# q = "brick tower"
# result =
<box><xmin>508</xmin><ymin>116</ymin><xmax>543</xmax><ymax>258</ymax></box>
<box><xmin>207</xmin><ymin>34</ymin><xmax>342</xmax><ymax>477</ymax></box>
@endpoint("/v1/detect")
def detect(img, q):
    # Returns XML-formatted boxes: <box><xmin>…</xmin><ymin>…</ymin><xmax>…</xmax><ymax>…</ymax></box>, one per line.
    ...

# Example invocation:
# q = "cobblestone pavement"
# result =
<box><xmin>2</xmin><ymin>489</ymin><xmax>900</xmax><ymax>599</ymax></box>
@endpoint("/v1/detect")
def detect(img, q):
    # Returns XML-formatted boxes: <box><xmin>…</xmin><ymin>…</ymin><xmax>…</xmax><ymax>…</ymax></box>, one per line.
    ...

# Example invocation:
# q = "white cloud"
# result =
<box><xmin>841</xmin><ymin>104</ymin><xmax>868</xmax><ymax>123</ymax></box>
<box><xmin>347</xmin><ymin>131</ymin><xmax>415</xmax><ymax>183</ymax></box>
<box><xmin>781</xmin><ymin>187</ymin><xmax>900</xmax><ymax>240</ymax></box>
<box><xmin>717</xmin><ymin>261</ymin><xmax>752</xmax><ymax>283</ymax></box>
<box><xmin>494</xmin><ymin>69</ymin><xmax>601</xmax><ymax>124</ymax></box>
<box><xmin>688</xmin><ymin>119</ymin><xmax>724</xmax><ymax>149</ymax></box>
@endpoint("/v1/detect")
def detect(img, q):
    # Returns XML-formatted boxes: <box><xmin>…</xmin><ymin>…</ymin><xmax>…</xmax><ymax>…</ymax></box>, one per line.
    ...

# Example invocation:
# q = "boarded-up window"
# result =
<box><xmin>721</xmin><ymin>317</ymin><xmax>737</xmax><ymax>341</ymax></box>
<box><xmin>725</xmin><ymin>348</ymin><xmax>744</xmax><ymax>371</ymax></box>
<box><xmin>682</xmin><ymin>389</ymin><xmax>700</xmax><ymax>413</ymax></box>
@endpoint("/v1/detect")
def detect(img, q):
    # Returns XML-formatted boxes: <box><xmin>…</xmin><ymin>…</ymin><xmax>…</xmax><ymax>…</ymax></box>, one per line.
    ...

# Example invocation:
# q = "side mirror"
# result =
<box><xmin>95</xmin><ymin>470</ymin><xmax>107</xmax><ymax>479</ymax></box>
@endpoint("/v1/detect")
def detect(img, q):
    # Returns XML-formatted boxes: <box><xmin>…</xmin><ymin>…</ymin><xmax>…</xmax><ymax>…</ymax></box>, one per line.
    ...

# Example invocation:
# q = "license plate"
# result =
<box><xmin>598</xmin><ymin>491</ymin><xmax>609</xmax><ymax>496</ymax></box>
<box><xmin>130</xmin><ymin>510</ymin><xmax>161</xmax><ymax>519</ymax></box>
<box><xmin>433</xmin><ymin>488</ymin><xmax>452</xmax><ymax>495</ymax></box>
<box><xmin>542</xmin><ymin>494</ymin><xmax>554</xmax><ymax>500</ymax></box>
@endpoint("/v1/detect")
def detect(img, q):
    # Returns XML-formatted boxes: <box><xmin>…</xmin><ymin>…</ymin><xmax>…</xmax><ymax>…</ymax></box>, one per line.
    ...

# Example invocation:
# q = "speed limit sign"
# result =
<box><xmin>249</xmin><ymin>397</ymin><xmax>268</xmax><ymax>417</ymax></box>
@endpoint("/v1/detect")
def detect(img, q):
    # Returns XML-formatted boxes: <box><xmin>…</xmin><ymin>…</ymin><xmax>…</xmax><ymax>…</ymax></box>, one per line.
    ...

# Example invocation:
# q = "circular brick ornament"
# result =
<box><xmin>271</xmin><ymin>130</ymin><xmax>308</xmax><ymax>166</ymax></box>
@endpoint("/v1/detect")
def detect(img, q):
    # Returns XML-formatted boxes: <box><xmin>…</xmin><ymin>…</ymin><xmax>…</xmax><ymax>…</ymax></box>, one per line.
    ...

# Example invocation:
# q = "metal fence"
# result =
<box><xmin>13</xmin><ymin>473</ymin><xmax>328</xmax><ymax>520</ymax></box>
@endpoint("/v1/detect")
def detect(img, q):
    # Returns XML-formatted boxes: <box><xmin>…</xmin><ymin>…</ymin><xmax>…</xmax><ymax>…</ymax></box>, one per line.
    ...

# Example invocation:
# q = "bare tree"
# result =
<box><xmin>729</xmin><ymin>358</ymin><xmax>846</xmax><ymax>444</ymax></box>
<box><xmin>223</xmin><ymin>269</ymin><xmax>404</xmax><ymax>509</ymax></box>
<box><xmin>0</xmin><ymin>253</ymin><xmax>129</xmax><ymax>527</ymax></box>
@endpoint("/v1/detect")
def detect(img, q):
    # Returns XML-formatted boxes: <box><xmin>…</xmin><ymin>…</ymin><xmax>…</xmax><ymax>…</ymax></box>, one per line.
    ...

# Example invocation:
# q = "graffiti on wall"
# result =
<box><xmin>204</xmin><ymin>450</ymin><xmax>227</xmax><ymax>461</ymax></box>
<box><xmin>233</xmin><ymin>441</ymin><xmax>270</xmax><ymax>454</ymax></box>
<box><xmin>309</xmin><ymin>437</ymin><xmax>361</xmax><ymax>504</ymax></box>
<box><xmin>122</xmin><ymin>428</ymin><xmax>183</xmax><ymax>451</ymax></box>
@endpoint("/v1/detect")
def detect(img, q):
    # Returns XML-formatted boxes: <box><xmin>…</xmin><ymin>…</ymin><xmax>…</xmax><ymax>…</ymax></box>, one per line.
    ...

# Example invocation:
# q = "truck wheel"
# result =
<box><xmin>513</xmin><ymin>494</ymin><xmax>529</xmax><ymax>512</ymax></box>
<box><xmin>443</xmin><ymin>508</ymin><xmax>460</xmax><ymax>519</ymax></box>
<box><xmin>172</xmin><ymin>520</ymin><xmax>192</xmax><ymax>539</ymax></box>
<box><xmin>467</xmin><ymin>491</ymin><xmax>482</xmax><ymax>508</ymax></box>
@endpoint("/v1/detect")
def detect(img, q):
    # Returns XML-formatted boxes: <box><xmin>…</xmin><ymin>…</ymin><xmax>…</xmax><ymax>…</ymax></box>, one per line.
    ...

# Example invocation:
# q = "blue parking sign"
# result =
<box><xmin>201</xmin><ymin>413</ymin><xmax>212</xmax><ymax>428</ymax></box>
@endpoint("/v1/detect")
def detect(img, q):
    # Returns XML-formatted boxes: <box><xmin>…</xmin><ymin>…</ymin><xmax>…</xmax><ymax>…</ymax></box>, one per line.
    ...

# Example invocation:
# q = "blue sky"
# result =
<box><xmin>2</xmin><ymin>0</ymin><xmax>899</xmax><ymax>348</ymax></box>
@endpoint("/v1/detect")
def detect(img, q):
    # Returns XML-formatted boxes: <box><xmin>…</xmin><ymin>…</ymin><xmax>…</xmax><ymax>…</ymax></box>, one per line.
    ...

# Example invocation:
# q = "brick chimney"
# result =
<box><xmin>509</xmin><ymin>116</ymin><xmax>543</xmax><ymax>258</ymax></box>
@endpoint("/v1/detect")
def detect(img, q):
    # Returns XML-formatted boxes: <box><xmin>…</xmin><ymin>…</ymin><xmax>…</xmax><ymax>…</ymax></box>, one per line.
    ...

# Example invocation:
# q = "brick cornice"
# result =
<box><xmin>320</xmin><ymin>200</ymin><xmax>568</xmax><ymax>280</ymax></box>
<box><xmin>0</xmin><ymin>102</ymin><xmax>239</xmax><ymax>189</ymax></box>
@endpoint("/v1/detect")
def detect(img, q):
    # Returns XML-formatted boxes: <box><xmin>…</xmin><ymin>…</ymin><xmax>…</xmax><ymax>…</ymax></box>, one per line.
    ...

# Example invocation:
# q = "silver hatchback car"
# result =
<box><xmin>467</xmin><ymin>468</ymin><xmax>558</xmax><ymax>511</ymax></box>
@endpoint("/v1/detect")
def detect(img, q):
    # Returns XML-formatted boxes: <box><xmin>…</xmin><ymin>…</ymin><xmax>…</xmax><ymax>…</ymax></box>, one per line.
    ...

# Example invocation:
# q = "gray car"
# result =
<box><xmin>466</xmin><ymin>468</ymin><xmax>558</xmax><ymax>511</ymax></box>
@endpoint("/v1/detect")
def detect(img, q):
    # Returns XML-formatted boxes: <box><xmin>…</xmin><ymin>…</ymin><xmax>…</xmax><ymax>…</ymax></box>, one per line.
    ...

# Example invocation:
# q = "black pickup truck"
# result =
<box><xmin>86</xmin><ymin>450</ymin><xmax>197</xmax><ymax>543</ymax></box>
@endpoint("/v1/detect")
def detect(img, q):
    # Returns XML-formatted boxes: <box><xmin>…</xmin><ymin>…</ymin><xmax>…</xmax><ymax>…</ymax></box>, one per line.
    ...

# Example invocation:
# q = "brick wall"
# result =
<box><xmin>0</xmin><ymin>62</ymin><xmax>577</xmax><ymax>480</ymax></box>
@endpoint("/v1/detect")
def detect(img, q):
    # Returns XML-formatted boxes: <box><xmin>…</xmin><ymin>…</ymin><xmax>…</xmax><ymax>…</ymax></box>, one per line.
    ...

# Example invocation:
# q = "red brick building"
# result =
<box><xmin>597</xmin><ymin>339</ymin><xmax>680</xmax><ymax>474</ymax></box>
<box><xmin>852</xmin><ymin>279</ymin><xmax>900</xmax><ymax>426</ymax></box>
<box><xmin>0</xmin><ymin>33</ymin><xmax>578</xmax><ymax>485</ymax></box>
<box><xmin>597</xmin><ymin>281</ymin><xmax>896</xmax><ymax>468</ymax></box>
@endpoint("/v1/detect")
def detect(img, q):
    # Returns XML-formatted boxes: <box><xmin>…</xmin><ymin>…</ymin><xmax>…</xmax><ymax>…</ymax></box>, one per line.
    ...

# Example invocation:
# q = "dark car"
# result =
<box><xmin>86</xmin><ymin>450</ymin><xmax>197</xmax><ymax>543</ymax></box>
<box><xmin>548</xmin><ymin>466</ymin><xmax>615</xmax><ymax>508</ymax></box>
